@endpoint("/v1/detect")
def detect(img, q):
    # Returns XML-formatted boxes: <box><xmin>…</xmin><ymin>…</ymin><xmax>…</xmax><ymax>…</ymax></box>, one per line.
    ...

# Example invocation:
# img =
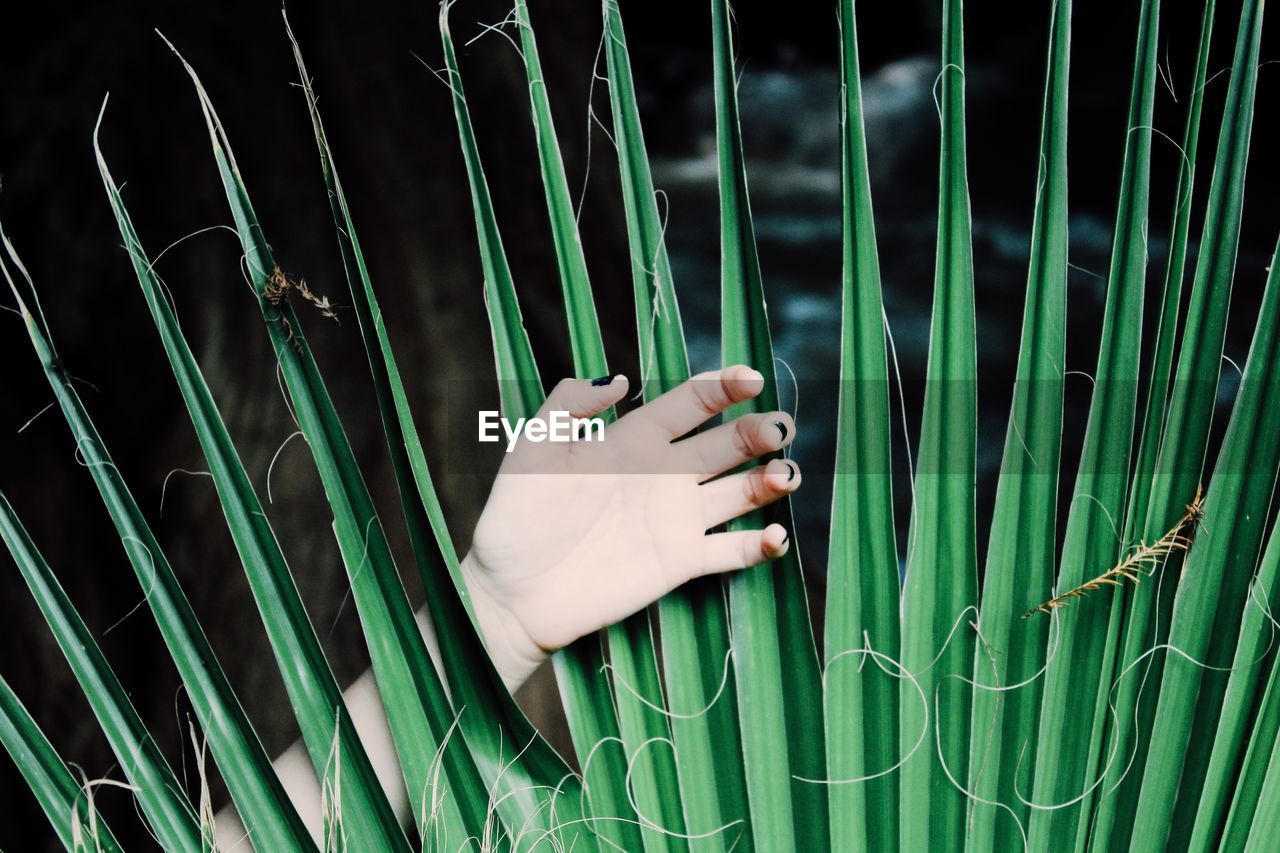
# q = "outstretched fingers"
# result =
<box><xmin>622</xmin><ymin>364</ymin><xmax>764</xmax><ymax>439</ymax></box>
<box><xmin>697</xmin><ymin>523</ymin><xmax>791</xmax><ymax>578</ymax></box>
<box><xmin>701</xmin><ymin>458</ymin><xmax>801</xmax><ymax>529</ymax></box>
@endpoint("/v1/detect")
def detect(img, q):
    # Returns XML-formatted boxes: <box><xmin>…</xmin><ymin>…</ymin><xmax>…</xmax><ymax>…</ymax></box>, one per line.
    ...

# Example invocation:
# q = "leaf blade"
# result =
<box><xmin>0</xmin><ymin>493</ymin><xmax>194</xmax><ymax>851</ymax></box>
<box><xmin>966</xmin><ymin>0</ymin><xmax>1070</xmax><ymax>847</ymax></box>
<box><xmin>0</xmin><ymin>672</ymin><xmax>125</xmax><ymax>853</ymax></box>
<box><xmin>93</xmin><ymin>117</ymin><xmax>410</xmax><ymax>851</ymax></box>
<box><xmin>1</xmin><ymin>232</ymin><xmax>314</xmax><ymax>852</ymax></box>
<box><xmin>164</xmin><ymin>43</ymin><xmax>496</xmax><ymax>845</ymax></box>
<box><xmin>1025</xmin><ymin>0</ymin><xmax>1160</xmax><ymax>845</ymax></box>
<box><xmin>898</xmin><ymin>0</ymin><xmax>978</xmax><ymax>845</ymax></box>
<box><xmin>823</xmin><ymin>3</ymin><xmax>901</xmax><ymax>849</ymax></box>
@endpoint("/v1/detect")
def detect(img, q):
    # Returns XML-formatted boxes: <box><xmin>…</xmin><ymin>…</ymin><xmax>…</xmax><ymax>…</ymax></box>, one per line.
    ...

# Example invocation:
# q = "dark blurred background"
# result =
<box><xmin>1</xmin><ymin>0</ymin><xmax>1276</xmax><ymax>847</ymax></box>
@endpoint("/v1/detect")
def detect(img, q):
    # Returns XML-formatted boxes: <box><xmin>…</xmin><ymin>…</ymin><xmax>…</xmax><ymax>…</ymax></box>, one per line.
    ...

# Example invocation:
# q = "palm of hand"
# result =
<box><xmin>470</xmin><ymin>464</ymin><xmax>704</xmax><ymax>652</ymax></box>
<box><xmin>461</xmin><ymin>367</ymin><xmax>798</xmax><ymax>689</ymax></box>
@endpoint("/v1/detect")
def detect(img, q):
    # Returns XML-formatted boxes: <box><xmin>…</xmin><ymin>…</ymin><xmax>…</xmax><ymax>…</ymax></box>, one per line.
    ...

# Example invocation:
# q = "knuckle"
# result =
<box><xmin>691</xmin><ymin>379</ymin><xmax>722</xmax><ymax>417</ymax></box>
<box><xmin>732</xmin><ymin>416</ymin><xmax>760</xmax><ymax>458</ymax></box>
<box><xmin>548</xmin><ymin>378</ymin><xmax>573</xmax><ymax>406</ymax></box>
<box><xmin>718</xmin><ymin>372</ymin><xmax>738</xmax><ymax>407</ymax></box>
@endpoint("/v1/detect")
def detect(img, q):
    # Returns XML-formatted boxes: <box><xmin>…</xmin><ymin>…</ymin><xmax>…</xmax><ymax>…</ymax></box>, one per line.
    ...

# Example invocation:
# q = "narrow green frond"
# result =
<box><xmin>508</xmin><ymin>5</ymin><xmax>642</xmax><ymax>847</ymax></box>
<box><xmin>1092</xmin><ymin>0</ymin><xmax>1223</xmax><ymax>845</ymax></box>
<box><xmin>0</xmin><ymin>673</ymin><xmax>124</xmax><ymax>853</ymax></box>
<box><xmin>1190</xmin><ymin>466</ymin><xmax>1280</xmax><ymax>848</ymax></box>
<box><xmin>512</xmin><ymin>0</ymin><xmax>607</xmax><ymax>376</ymax></box>
<box><xmin>1218</xmin><ymin>538</ymin><xmax>1280</xmax><ymax>850</ymax></box>
<box><xmin>898</xmin><ymin>0</ymin><xmax>978</xmax><ymax>846</ymax></box>
<box><xmin>163</xmin><ymin>36</ymin><xmax>494</xmax><ymax>844</ymax></box>
<box><xmin>1130</xmin><ymin>0</ymin><xmax>1268</xmax><ymax>841</ymax></box>
<box><xmin>967</xmin><ymin>1</ymin><xmax>1070</xmax><ymax>849</ymax></box>
<box><xmin>1240</xmin><ymin>730</ymin><xmax>1280</xmax><ymax>852</ymax></box>
<box><xmin>1</xmin><ymin>231</ymin><xmax>313</xmax><ymax>852</ymax></box>
<box><xmin>0</xmin><ymin>494</ymin><xmax>188</xmax><ymax>851</ymax></box>
<box><xmin>601</xmin><ymin>0</ymin><xmax>691</xmax><ymax>396</ymax></box>
<box><xmin>94</xmin><ymin>114</ymin><xmax>410</xmax><ymax>851</ymax></box>
<box><xmin>439</xmin><ymin>5</ymin><xmax>541</xmax><ymax>419</ymax></box>
<box><xmin>289</xmin><ymin>17</ymin><xmax>595</xmax><ymax>850</ymax></box>
<box><xmin>1026</xmin><ymin>1</ymin><xmax>1160</xmax><ymax>847</ymax></box>
<box><xmin>1131</xmin><ymin>214</ymin><xmax>1279</xmax><ymax>849</ymax></box>
<box><xmin>601</xmin><ymin>3</ymin><xmax>755</xmax><ymax>850</ymax></box>
<box><xmin>824</xmin><ymin>1</ymin><xmax>900</xmax><ymax>850</ymax></box>
<box><xmin>709</xmin><ymin>2</ymin><xmax>826</xmax><ymax>851</ymax></box>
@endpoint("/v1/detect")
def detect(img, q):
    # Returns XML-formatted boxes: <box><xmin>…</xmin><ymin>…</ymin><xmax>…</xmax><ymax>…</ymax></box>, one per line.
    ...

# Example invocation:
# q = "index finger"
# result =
<box><xmin>623</xmin><ymin>364</ymin><xmax>764</xmax><ymax>439</ymax></box>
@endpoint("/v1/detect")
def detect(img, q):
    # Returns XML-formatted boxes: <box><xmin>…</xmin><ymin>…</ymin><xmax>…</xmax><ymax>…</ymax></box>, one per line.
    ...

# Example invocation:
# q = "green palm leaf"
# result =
<box><xmin>0</xmin><ymin>672</ymin><xmax>124</xmax><ymax>853</ymax></box>
<box><xmin>898</xmin><ymin>0</ymin><xmax>977</xmax><ymax>845</ymax></box>
<box><xmin>710</xmin><ymin>1</ymin><xmax>826</xmax><ymax>850</ymax></box>
<box><xmin>966</xmin><ymin>1</ymin><xmax>1070</xmax><ymax>848</ymax></box>
<box><xmin>2</xmin><ymin>232</ymin><xmax>313</xmax><ymax>852</ymax></box>
<box><xmin>823</xmin><ymin>1</ymin><xmax>900</xmax><ymax>849</ymax></box>
<box><xmin>510</xmin><ymin>2</ymin><xmax>648</xmax><ymax>848</ymax></box>
<box><xmin>1090</xmin><ymin>2</ymin><xmax>1215</xmax><ymax>843</ymax></box>
<box><xmin>1129</xmin><ymin>5</ymin><xmax>1277</xmax><ymax>817</ymax></box>
<box><xmin>163</xmin><ymin>39</ymin><xmax>499</xmax><ymax>846</ymax></box>
<box><xmin>1189</xmin><ymin>384</ymin><xmax>1280</xmax><ymax>848</ymax></box>
<box><xmin>290</xmin><ymin>15</ymin><xmax>599</xmax><ymax>849</ymax></box>
<box><xmin>0</xmin><ymin>494</ymin><xmax>186</xmax><ymax>851</ymax></box>
<box><xmin>1131</xmin><ymin>1</ymin><xmax>1268</xmax><ymax>842</ymax></box>
<box><xmin>93</xmin><ymin>114</ymin><xmax>410</xmax><ymax>851</ymax></box>
<box><xmin>1026</xmin><ymin>1</ymin><xmax>1159</xmax><ymax>847</ymax></box>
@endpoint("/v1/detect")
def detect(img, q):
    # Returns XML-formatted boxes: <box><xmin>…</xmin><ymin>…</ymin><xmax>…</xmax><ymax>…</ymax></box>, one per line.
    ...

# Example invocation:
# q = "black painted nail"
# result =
<box><xmin>786</xmin><ymin>461</ymin><xmax>797</xmax><ymax>482</ymax></box>
<box><xmin>774</xmin><ymin>420</ymin><xmax>789</xmax><ymax>443</ymax></box>
<box><xmin>591</xmin><ymin>374</ymin><xmax>622</xmax><ymax>387</ymax></box>
<box><xmin>779</xmin><ymin>529</ymin><xmax>789</xmax><ymax>546</ymax></box>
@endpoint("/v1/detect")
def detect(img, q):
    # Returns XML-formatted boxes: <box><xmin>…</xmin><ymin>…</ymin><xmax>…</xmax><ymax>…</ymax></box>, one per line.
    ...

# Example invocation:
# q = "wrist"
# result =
<box><xmin>459</xmin><ymin>552</ymin><xmax>545</xmax><ymax>692</ymax></box>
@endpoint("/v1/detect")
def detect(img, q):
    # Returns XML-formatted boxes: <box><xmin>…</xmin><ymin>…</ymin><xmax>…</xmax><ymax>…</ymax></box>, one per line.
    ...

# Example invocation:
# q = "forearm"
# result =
<box><xmin>213</xmin><ymin>569</ymin><xmax>534</xmax><ymax>846</ymax></box>
<box><xmin>214</xmin><ymin>666</ymin><xmax>412</xmax><ymax>847</ymax></box>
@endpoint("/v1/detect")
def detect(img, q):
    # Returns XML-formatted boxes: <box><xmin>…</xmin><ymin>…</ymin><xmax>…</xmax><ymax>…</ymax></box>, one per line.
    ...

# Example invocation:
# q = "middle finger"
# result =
<box><xmin>674</xmin><ymin>410</ymin><xmax>795</xmax><ymax>482</ymax></box>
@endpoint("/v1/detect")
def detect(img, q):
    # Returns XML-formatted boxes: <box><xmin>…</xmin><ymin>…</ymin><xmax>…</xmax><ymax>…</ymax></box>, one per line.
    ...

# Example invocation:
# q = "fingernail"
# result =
<box><xmin>591</xmin><ymin>373</ymin><xmax>622</xmax><ymax>387</ymax></box>
<box><xmin>779</xmin><ymin>528</ymin><xmax>789</xmax><ymax>546</ymax></box>
<box><xmin>786</xmin><ymin>461</ymin><xmax>797</xmax><ymax>482</ymax></box>
<box><xmin>774</xmin><ymin>420</ymin><xmax>789</xmax><ymax>443</ymax></box>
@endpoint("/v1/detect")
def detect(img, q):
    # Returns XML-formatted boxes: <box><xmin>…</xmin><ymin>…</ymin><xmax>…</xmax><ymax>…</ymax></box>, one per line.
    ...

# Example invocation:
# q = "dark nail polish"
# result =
<box><xmin>774</xmin><ymin>420</ymin><xmax>789</xmax><ymax>443</ymax></box>
<box><xmin>779</xmin><ymin>529</ymin><xmax>789</xmax><ymax>545</ymax></box>
<box><xmin>786</xmin><ymin>461</ymin><xmax>797</xmax><ymax>482</ymax></box>
<box><xmin>591</xmin><ymin>374</ymin><xmax>621</xmax><ymax>387</ymax></box>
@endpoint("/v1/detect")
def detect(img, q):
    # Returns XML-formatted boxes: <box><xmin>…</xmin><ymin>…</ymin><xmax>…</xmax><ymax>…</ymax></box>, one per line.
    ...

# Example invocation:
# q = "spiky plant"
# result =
<box><xmin>2</xmin><ymin>0</ymin><xmax>1278</xmax><ymax>850</ymax></box>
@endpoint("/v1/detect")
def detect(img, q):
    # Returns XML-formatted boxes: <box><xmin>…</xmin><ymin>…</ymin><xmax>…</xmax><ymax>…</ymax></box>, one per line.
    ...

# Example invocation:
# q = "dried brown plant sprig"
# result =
<box><xmin>263</xmin><ymin>264</ymin><xmax>340</xmax><ymax>348</ymax></box>
<box><xmin>1023</xmin><ymin>485</ymin><xmax>1206</xmax><ymax>619</ymax></box>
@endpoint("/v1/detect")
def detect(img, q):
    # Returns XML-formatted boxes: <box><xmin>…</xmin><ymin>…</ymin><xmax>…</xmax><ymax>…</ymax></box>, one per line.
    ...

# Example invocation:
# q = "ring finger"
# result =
<box><xmin>675</xmin><ymin>411</ymin><xmax>795</xmax><ymax>482</ymax></box>
<box><xmin>700</xmin><ymin>458</ymin><xmax>801</xmax><ymax>529</ymax></box>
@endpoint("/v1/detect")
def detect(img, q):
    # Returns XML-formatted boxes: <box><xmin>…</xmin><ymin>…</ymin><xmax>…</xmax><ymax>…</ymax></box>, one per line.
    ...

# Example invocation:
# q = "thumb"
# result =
<box><xmin>539</xmin><ymin>374</ymin><xmax>630</xmax><ymax>420</ymax></box>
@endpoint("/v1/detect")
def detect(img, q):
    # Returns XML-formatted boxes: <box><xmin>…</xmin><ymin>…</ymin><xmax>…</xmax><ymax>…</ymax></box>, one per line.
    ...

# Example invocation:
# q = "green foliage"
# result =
<box><xmin>2</xmin><ymin>0</ymin><xmax>1278</xmax><ymax>851</ymax></box>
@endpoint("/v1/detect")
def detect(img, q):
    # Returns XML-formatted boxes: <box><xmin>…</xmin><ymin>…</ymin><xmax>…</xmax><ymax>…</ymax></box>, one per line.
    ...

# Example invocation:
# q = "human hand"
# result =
<box><xmin>461</xmin><ymin>364</ymin><xmax>799</xmax><ymax>690</ymax></box>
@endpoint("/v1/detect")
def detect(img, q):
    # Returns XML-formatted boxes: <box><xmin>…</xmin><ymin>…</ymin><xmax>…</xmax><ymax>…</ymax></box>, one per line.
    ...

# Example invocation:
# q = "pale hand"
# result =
<box><xmin>461</xmin><ymin>364</ymin><xmax>800</xmax><ymax>690</ymax></box>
